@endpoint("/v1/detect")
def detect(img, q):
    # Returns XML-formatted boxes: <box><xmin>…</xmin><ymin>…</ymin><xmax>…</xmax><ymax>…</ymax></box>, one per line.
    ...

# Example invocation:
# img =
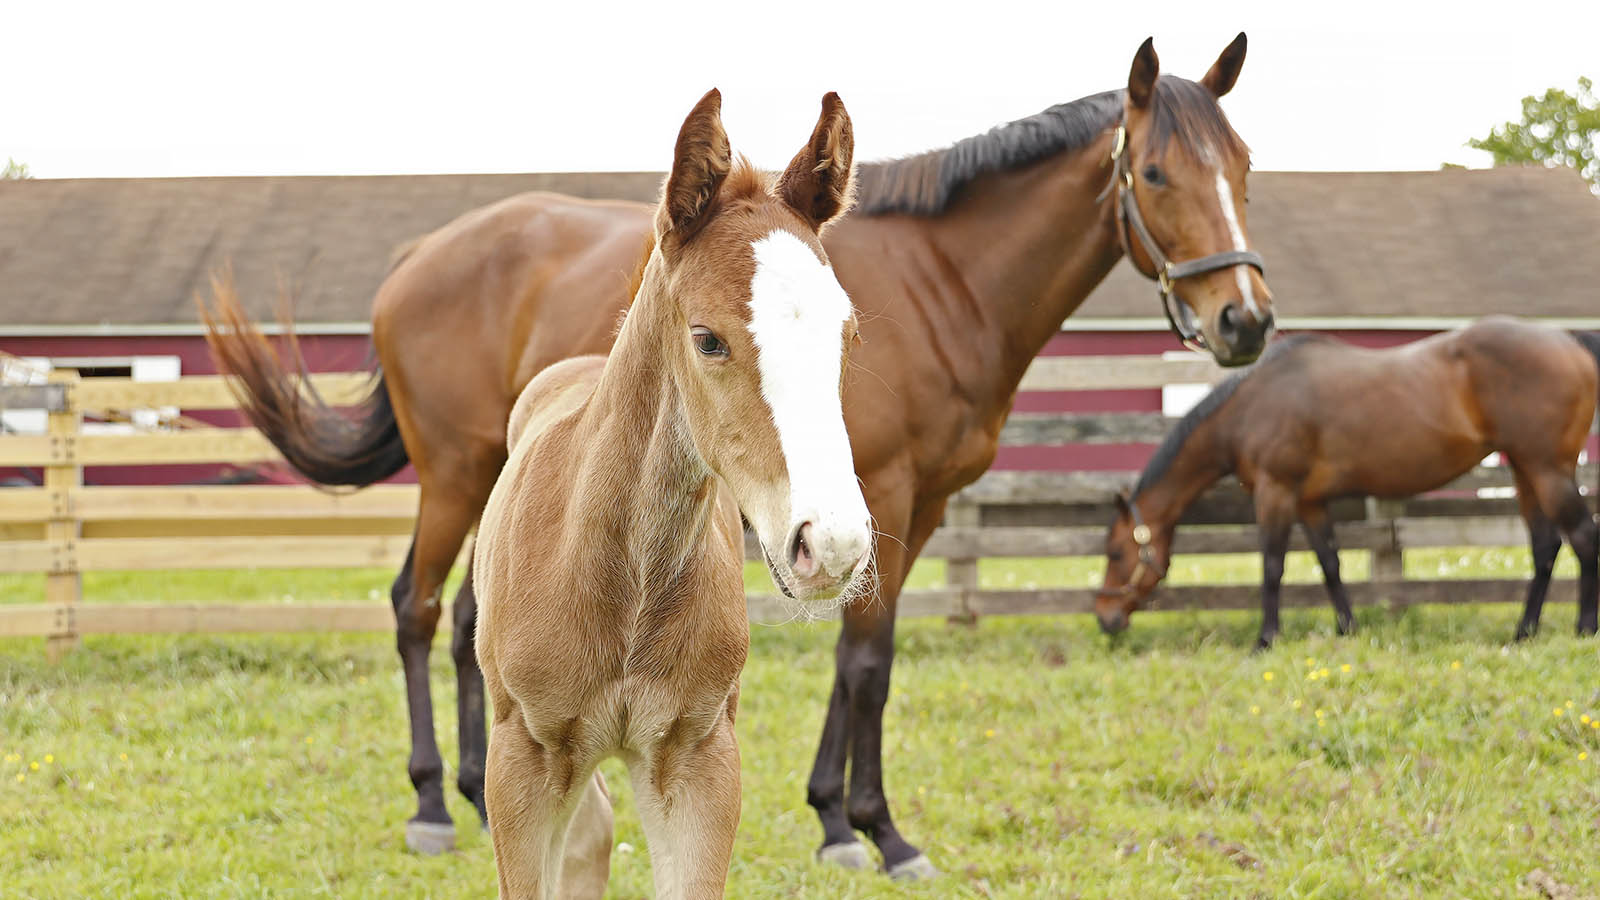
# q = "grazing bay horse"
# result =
<box><xmin>203</xmin><ymin>36</ymin><xmax>1271</xmax><ymax>876</ymax></box>
<box><xmin>1097</xmin><ymin>319</ymin><xmax>1600</xmax><ymax>648</ymax></box>
<box><xmin>474</xmin><ymin>90</ymin><xmax>871</xmax><ymax>900</ymax></box>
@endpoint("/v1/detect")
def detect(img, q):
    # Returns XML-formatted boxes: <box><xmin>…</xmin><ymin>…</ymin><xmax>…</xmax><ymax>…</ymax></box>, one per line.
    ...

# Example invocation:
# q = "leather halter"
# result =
<box><xmin>1099</xmin><ymin>491</ymin><xmax>1167</xmax><ymax>602</ymax></box>
<box><xmin>1107</xmin><ymin>121</ymin><xmax>1266</xmax><ymax>352</ymax></box>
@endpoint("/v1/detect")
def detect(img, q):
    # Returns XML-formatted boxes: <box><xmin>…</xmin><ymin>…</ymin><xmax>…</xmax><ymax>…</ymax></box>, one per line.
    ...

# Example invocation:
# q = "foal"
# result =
<box><xmin>1096</xmin><ymin>318</ymin><xmax>1600</xmax><ymax>648</ymax></box>
<box><xmin>474</xmin><ymin>90</ymin><xmax>872</xmax><ymax>899</ymax></box>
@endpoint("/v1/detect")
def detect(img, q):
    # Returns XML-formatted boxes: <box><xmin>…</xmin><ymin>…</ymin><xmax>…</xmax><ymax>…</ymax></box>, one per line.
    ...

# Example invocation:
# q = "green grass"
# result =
<box><xmin>3</xmin><ymin>555</ymin><xmax>1599</xmax><ymax>898</ymax></box>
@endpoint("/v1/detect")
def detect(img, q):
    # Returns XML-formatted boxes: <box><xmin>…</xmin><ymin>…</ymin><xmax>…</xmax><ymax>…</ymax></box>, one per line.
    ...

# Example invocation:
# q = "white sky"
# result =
<box><xmin>4</xmin><ymin>0</ymin><xmax>1592</xmax><ymax>179</ymax></box>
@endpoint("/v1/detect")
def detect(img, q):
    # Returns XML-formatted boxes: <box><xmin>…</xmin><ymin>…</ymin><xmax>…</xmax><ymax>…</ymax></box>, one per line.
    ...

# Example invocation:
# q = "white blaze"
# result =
<box><xmin>746</xmin><ymin>230</ymin><xmax>870</xmax><ymax>578</ymax></box>
<box><xmin>1213</xmin><ymin>169</ymin><xmax>1262</xmax><ymax>320</ymax></box>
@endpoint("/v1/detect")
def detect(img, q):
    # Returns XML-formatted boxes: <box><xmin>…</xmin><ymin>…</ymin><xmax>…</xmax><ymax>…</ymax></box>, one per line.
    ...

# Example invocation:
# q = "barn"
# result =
<box><xmin>1</xmin><ymin>165</ymin><xmax>1596</xmax><ymax>484</ymax></box>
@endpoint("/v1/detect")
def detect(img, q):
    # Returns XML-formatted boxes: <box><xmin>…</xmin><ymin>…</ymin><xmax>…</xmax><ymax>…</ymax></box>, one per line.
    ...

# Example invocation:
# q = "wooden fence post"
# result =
<box><xmin>945</xmin><ymin>497</ymin><xmax>980</xmax><ymax>626</ymax></box>
<box><xmin>1367</xmin><ymin>496</ymin><xmax>1406</xmax><ymax>613</ymax></box>
<box><xmin>45</xmin><ymin>369</ymin><xmax>82</xmax><ymax>662</ymax></box>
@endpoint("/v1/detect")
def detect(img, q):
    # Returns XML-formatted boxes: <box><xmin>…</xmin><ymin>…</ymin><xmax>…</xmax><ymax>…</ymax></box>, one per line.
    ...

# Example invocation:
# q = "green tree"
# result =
<box><xmin>1469</xmin><ymin>77</ymin><xmax>1598</xmax><ymax>192</ymax></box>
<box><xmin>2</xmin><ymin>158</ymin><xmax>29</xmax><ymax>179</ymax></box>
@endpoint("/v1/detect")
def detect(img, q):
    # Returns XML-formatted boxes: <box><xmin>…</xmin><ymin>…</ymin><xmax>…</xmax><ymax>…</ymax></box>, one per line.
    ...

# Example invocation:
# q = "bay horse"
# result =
<box><xmin>1096</xmin><ymin>319</ymin><xmax>1600</xmax><ymax>649</ymax></box>
<box><xmin>203</xmin><ymin>36</ymin><xmax>1271</xmax><ymax>876</ymax></box>
<box><xmin>474</xmin><ymin>89</ymin><xmax>871</xmax><ymax>900</ymax></box>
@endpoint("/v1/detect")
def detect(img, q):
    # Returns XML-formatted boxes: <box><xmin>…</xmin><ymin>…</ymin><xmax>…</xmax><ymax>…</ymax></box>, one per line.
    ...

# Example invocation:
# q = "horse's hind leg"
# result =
<box><xmin>450</xmin><ymin>557</ymin><xmax>488</xmax><ymax>825</ymax></box>
<box><xmin>1525</xmin><ymin>468</ymin><xmax>1599</xmax><ymax>636</ymax></box>
<box><xmin>396</xmin><ymin>489</ymin><xmax>480</xmax><ymax>854</ymax></box>
<box><xmin>1511</xmin><ymin>469</ymin><xmax>1561</xmax><ymax>641</ymax></box>
<box><xmin>1301</xmin><ymin>504</ymin><xmax>1354</xmax><ymax>635</ymax></box>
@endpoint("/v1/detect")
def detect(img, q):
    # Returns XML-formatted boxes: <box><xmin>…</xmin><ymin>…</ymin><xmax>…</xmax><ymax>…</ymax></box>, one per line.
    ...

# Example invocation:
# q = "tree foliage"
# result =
<box><xmin>2</xmin><ymin>158</ymin><xmax>30</xmax><ymax>179</ymax></box>
<box><xmin>1469</xmin><ymin>77</ymin><xmax>1598</xmax><ymax>191</ymax></box>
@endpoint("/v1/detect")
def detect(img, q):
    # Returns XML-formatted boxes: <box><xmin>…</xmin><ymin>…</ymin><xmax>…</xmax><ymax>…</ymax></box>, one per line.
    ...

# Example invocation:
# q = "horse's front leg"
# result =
<box><xmin>1254</xmin><ymin>482</ymin><xmax>1297</xmax><ymax>650</ymax></box>
<box><xmin>1300</xmin><ymin>504</ymin><xmax>1355</xmax><ymax>635</ymax></box>
<box><xmin>631</xmin><ymin>713</ymin><xmax>742</xmax><ymax>900</ymax></box>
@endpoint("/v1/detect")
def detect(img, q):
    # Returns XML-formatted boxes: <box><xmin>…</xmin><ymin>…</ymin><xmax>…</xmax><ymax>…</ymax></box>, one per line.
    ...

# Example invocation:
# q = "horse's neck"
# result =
<box><xmin>1136</xmin><ymin>413</ymin><xmax>1235</xmax><ymax>532</ymax></box>
<box><xmin>885</xmin><ymin>133</ymin><xmax>1127</xmax><ymax>396</ymax></box>
<box><xmin>577</xmin><ymin>273</ymin><xmax>721</xmax><ymax>582</ymax></box>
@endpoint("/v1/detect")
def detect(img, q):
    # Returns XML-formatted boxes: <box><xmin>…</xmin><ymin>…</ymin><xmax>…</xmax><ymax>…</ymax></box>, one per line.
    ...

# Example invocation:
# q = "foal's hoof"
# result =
<box><xmin>886</xmin><ymin>854</ymin><xmax>941</xmax><ymax>881</ymax></box>
<box><xmin>817</xmin><ymin>841</ymin><xmax>874</xmax><ymax>870</ymax></box>
<box><xmin>405</xmin><ymin>820</ymin><xmax>457</xmax><ymax>855</ymax></box>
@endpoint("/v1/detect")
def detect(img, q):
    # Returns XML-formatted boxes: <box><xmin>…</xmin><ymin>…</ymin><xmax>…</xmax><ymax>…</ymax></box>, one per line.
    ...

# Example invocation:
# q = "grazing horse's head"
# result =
<box><xmin>1114</xmin><ymin>34</ymin><xmax>1274</xmax><ymax>366</ymax></box>
<box><xmin>1095</xmin><ymin>493</ymin><xmax>1173</xmax><ymax>634</ymax></box>
<box><xmin>650</xmin><ymin>89</ymin><xmax>872</xmax><ymax>609</ymax></box>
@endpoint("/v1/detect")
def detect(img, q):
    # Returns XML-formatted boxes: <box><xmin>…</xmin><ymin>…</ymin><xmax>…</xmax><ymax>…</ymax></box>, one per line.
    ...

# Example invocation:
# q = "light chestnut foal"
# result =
<box><xmin>474</xmin><ymin>89</ymin><xmax>873</xmax><ymax>899</ymax></box>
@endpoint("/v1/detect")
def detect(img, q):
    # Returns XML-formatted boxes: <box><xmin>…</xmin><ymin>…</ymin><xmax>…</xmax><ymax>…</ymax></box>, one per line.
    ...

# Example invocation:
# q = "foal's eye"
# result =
<box><xmin>691</xmin><ymin>327</ymin><xmax>728</xmax><ymax>358</ymax></box>
<box><xmin>1142</xmin><ymin>164</ymin><xmax>1166</xmax><ymax>186</ymax></box>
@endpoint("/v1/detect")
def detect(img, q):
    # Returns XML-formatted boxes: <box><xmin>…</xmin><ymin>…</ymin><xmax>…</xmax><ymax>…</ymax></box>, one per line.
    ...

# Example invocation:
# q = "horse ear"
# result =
<box><xmin>659</xmin><ymin>88</ymin><xmax>732</xmax><ymax>238</ymax></box>
<box><xmin>1200</xmin><ymin>32</ymin><xmax>1247</xmax><ymax>98</ymax></box>
<box><xmin>1113</xmin><ymin>491</ymin><xmax>1131</xmax><ymax>514</ymax></box>
<box><xmin>777</xmin><ymin>92</ymin><xmax>856</xmax><ymax>232</ymax></box>
<box><xmin>1127</xmin><ymin>37</ymin><xmax>1159</xmax><ymax>110</ymax></box>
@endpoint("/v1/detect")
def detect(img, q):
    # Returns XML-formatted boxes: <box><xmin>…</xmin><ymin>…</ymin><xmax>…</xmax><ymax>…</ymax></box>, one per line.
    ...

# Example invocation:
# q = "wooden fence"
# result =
<box><xmin>0</xmin><ymin>355</ymin><xmax>1581</xmax><ymax>655</ymax></box>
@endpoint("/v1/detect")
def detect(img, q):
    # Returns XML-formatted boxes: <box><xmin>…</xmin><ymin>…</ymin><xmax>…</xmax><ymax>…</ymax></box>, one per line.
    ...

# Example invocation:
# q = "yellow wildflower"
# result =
<box><xmin>14</xmin><ymin>773</ymin><xmax>22</xmax><ymax>783</ymax></box>
<box><xmin>43</xmin><ymin>755</ymin><xmax>52</xmax><ymax>765</ymax></box>
<box><xmin>305</xmin><ymin>737</ymin><xmax>314</xmax><ymax>745</ymax></box>
<box><xmin>1581</xmin><ymin>752</ymin><xmax>1589</xmax><ymax>762</ymax></box>
<box><xmin>1250</xmin><ymin>705</ymin><xmax>1261</xmax><ymax>715</ymax></box>
<box><xmin>984</xmin><ymin>729</ymin><xmax>996</xmax><ymax>739</ymax></box>
<box><xmin>1318</xmin><ymin>668</ymin><xmax>1330</xmax><ymax>678</ymax></box>
<box><xmin>1555</xmin><ymin>708</ymin><xmax>1566</xmax><ymax>717</ymax></box>
<box><xmin>119</xmin><ymin>753</ymin><xmax>128</xmax><ymax>762</ymax></box>
<box><xmin>1340</xmin><ymin>664</ymin><xmax>1351</xmax><ymax>673</ymax></box>
<box><xmin>1305</xmin><ymin>658</ymin><xmax>1316</xmax><ymax>668</ymax></box>
<box><xmin>1263</xmin><ymin>671</ymin><xmax>1275</xmax><ymax>682</ymax></box>
<box><xmin>29</xmin><ymin>762</ymin><xmax>38</xmax><ymax>771</ymax></box>
<box><xmin>1450</xmin><ymin>661</ymin><xmax>1461</xmax><ymax>670</ymax></box>
<box><xmin>1315</xmin><ymin>709</ymin><xmax>1326</xmax><ymax>719</ymax></box>
<box><xmin>1582</xmin><ymin>715</ymin><xmax>1592</xmax><ymax>725</ymax></box>
<box><xmin>1292</xmin><ymin>699</ymin><xmax>1303</xmax><ymax>710</ymax></box>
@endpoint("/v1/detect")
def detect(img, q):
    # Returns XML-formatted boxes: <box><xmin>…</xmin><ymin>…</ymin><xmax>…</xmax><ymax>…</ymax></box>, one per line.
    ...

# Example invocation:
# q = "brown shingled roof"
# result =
<box><xmin>0</xmin><ymin>166</ymin><xmax>1593</xmax><ymax>329</ymax></box>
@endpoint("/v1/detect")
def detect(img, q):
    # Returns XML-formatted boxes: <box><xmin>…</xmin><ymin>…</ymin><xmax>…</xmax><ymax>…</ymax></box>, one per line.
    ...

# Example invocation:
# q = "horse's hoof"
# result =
<box><xmin>405</xmin><ymin>820</ymin><xmax>456</xmax><ymax>855</ymax></box>
<box><xmin>887</xmin><ymin>854</ymin><xmax>941</xmax><ymax>881</ymax></box>
<box><xmin>817</xmin><ymin>841</ymin><xmax>874</xmax><ymax>870</ymax></box>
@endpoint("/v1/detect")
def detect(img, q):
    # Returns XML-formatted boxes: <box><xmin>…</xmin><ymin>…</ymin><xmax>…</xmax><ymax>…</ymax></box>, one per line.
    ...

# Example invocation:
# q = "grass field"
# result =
<box><xmin>3</xmin><ymin>551</ymin><xmax>1599</xmax><ymax>898</ymax></box>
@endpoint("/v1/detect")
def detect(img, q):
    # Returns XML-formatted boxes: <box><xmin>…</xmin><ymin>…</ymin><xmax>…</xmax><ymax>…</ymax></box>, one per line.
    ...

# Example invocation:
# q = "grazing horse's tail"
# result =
<box><xmin>1572</xmin><ymin>331</ymin><xmax>1600</xmax><ymax>508</ymax></box>
<box><xmin>198</xmin><ymin>275</ymin><xmax>409</xmax><ymax>488</ymax></box>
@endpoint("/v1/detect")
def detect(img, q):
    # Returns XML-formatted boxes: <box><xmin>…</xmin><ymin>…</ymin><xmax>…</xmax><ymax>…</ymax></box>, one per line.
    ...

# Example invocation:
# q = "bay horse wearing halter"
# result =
<box><xmin>203</xmin><ymin>36</ymin><xmax>1271</xmax><ymax>876</ymax></box>
<box><xmin>1097</xmin><ymin>319</ymin><xmax>1600</xmax><ymax>649</ymax></box>
<box><xmin>472</xmin><ymin>90</ymin><xmax>871</xmax><ymax>899</ymax></box>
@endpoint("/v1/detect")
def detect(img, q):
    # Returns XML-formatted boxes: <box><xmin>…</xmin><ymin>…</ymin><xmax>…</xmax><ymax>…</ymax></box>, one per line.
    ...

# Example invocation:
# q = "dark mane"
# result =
<box><xmin>854</xmin><ymin>76</ymin><xmax>1246</xmax><ymax>218</ymax></box>
<box><xmin>1133</xmin><ymin>334</ymin><xmax>1323</xmax><ymax>498</ymax></box>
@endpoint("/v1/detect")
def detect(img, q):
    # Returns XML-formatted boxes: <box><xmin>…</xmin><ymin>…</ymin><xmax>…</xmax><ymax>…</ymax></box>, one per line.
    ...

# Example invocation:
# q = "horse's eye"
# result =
<box><xmin>1142</xmin><ymin>164</ymin><xmax>1165</xmax><ymax>186</ymax></box>
<box><xmin>691</xmin><ymin>327</ymin><xmax>728</xmax><ymax>357</ymax></box>
<box><xmin>1108</xmin><ymin>550</ymin><xmax>1124</xmax><ymax>564</ymax></box>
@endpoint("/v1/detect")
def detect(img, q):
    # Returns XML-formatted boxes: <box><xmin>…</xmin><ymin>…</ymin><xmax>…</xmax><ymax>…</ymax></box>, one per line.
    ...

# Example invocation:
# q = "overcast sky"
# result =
<box><xmin>5</xmin><ymin>1</ymin><xmax>1591</xmax><ymax>179</ymax></box>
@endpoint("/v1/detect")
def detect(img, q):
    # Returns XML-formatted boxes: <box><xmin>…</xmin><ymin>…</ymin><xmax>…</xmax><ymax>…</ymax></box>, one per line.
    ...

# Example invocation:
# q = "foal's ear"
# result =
<box><xmin>777</xmin><ymin>92</ymin><xmax>855</xmax><ymax>232</ymax></box>
<box><xmin>659</xmin><ymin>88</ymin><xmax>732</xmax><ymax>238</ymax></box>
<box><xmin>1200</xmin><ymin>32</ymin><xmax>1248</xmax><ymax>99</ymax></box>
<box><xmin>1127</xmin><ymin>37</ymin><xmax>1160</xmax><ymax>110</ymax></box>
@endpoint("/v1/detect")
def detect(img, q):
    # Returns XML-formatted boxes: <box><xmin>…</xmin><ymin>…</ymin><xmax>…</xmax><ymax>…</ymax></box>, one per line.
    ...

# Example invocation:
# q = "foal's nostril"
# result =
<box><xmin>788</xmin><ymin>522</ymin><xmax>818</xmax><ymax>578</ymax></box>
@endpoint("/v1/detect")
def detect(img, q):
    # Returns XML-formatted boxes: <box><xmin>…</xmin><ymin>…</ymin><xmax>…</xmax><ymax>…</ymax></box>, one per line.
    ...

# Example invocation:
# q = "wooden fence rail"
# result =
<box><xmin>0</xmin><ymin>356</ymin><xmax>1578</xmax><ymax>649</ymax></box>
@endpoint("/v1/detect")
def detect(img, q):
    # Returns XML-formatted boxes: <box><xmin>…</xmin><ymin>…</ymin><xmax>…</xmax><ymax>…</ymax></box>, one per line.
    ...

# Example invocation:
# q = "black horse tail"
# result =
<box><xmin>199</xmin><ymin>275</ymin><xmax>409</xmax><ymax>488</ymax></box>
<box><xmin>1572</xmin><ymin>331</ymin><xmax>1600</xmax><ymax>508</ymax></box>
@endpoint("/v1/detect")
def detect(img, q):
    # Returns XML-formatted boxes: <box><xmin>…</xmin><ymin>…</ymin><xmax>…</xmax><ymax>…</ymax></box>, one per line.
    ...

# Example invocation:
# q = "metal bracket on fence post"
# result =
<box><xmin>945</xmin><ymin>497</ymin><xmax>981</xmax><ymax>626</ymax></box>
<box><xmin>44</xmin><ymin>369</ymin><xmax>83</xmax><ymax>663</ymax></box>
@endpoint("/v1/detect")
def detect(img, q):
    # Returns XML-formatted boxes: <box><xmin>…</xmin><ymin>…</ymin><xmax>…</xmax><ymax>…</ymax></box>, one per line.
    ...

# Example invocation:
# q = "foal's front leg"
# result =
<box><xmin>485</xmin><ymin>716</ymin><xmax>597</xmax><ymax>900</ymax></box>
<box><xmin>631</xmin><ymin>713</ymin><xmax>742</xmax><ymax>900</ymax></box>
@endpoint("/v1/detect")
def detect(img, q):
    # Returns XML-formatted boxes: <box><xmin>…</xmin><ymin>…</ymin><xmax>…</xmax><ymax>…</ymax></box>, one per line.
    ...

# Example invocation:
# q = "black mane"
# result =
<box><xmin>853</xmin><ymin>76</ymin><xmax>1245</xmax><ymax>218</ymax></box>
<box><xmin>1133</xmin><ymin>334</ymin><xmax>1323</xmax><ymax>498</ymax></box>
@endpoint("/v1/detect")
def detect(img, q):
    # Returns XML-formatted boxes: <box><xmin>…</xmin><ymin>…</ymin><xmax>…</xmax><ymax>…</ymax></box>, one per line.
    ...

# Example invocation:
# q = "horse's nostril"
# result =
<box><xmin>1217</xmin><ymin>304</ymin><xmax>1242</xmax><ymax>344</ymax></box>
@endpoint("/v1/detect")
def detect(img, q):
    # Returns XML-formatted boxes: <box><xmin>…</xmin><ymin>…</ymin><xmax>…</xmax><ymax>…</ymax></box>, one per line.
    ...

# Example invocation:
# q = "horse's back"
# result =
<box><xmin>369</xmin><ymin>193</ymin><xmax>651</xmax><ymax>469</ymax></box>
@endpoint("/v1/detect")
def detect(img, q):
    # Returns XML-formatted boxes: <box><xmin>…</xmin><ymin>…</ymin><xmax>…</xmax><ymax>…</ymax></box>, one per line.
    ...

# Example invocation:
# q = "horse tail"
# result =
<box><xmin>198</xmin><ymin>274</ymin><xmax>409</xmax><ymax>488</ymax></box>
<box><xmin>1572</xmin><ymin>330</ymin><xmax>1600</xmax><ymax>508</ymax></box>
